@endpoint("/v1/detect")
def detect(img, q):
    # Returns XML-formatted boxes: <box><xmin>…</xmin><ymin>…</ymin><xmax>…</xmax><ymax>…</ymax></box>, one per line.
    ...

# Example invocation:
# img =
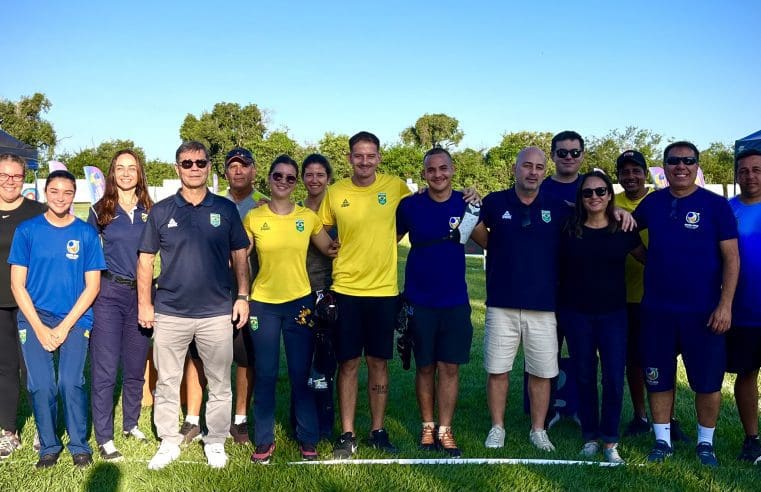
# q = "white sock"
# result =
<box><xmin>234</xmin><ymin>415</ymin><xmax>247</xmax><ymax>425</ymax></box>
<box><xmin>185</xmin><ymin>415</ymin><xmax>200</xmax><ymax>426</ymax></box>
<box><xmin>438</xmin><ymin>425</ymin><xmax>450</xmax><ymax>437</ymax></box>
<box><xmin>653</xmin><ymin>423</ymin><xmax>671</xmax><ymax>447</ymax></box>
<box><xmin>697</xmin><ymin>425</ymin><xmax>715</xmax><ymax>445</ymax></box>
<box><xmin>422</xmin><ymin>421</ymin><xmax>435</xmax><ymax>429</ymax></box>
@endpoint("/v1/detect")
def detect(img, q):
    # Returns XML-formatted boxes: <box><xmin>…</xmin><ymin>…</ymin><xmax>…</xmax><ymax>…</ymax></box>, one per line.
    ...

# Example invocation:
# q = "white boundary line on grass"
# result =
<box><xmin>288</xmin><ymin>458</ymin><xmax>626</xmax><ymax>466</ymax></box>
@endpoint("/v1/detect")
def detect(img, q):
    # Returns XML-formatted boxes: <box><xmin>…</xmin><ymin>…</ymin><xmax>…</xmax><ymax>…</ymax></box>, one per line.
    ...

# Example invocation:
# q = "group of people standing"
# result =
<box><xmin>0</xmin><ymin>128</ymin><xmax>758</xmax><ymax>471</ymax></box>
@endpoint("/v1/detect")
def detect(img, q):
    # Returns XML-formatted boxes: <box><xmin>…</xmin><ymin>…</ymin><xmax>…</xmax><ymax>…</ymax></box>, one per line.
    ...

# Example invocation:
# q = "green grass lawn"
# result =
<box><xmin>0</xmin><ymin>246</ymin><xmax>756</xmax><ymax>491</ymax></box>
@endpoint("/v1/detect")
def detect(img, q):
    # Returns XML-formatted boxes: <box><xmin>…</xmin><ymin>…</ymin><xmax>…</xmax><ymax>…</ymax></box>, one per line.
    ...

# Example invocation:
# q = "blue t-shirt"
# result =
<box><xmin>8</xmin><ymin>214</ymin><xmax>106</xmax><ymax>328</ymax></box>
<box><xmin>634</xmin><ymin>187</ymin><xmax>738</xmax><ymax>313</ymax></box>
<box><xmin>138</xmin><ymin>191</ymin><xmax>250</xmax><ymax>318</ymax></box>
<box><xmin>481</xmin><ymin>188</ymin><xmax>571</xmax><ymax>311</ymax></box>
<box><xmin>87</xmin><ymin>203</ymin><xmax>149</xmax><ymax>279</ymax></box>
<box><xmin>729</xmin><ymin>197</ymin><xmax>761</xmax><ymax>327</ymax></box>
<box><xmin>396</xmin><ymin>190</ymin><xmax>469</xmax><ymax>308</ymax></box>
<box><xmin>541</xmin><ymin>175</ymin><xmax>581</xmax><ymax>205</ymax></box>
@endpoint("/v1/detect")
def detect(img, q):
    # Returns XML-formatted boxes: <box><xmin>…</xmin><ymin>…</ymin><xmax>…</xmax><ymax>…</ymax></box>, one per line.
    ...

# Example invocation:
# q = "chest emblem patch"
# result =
<box><xmin>66</xmin><ymin>240</ymin><xmax>80</xmax><ymax>260</ymax></box>
<box><xmin>449</xmin><ymin>217</ymin><xmax>460</xmax><ymax>229</ymax></box>
<box><xmin>377</xmin><ymin>192</ymin><xmax>387</xmax><ymax>205</ymax></box>
<box><xmin>296</xmin><ymin>219</ymin><xmax>305</xmax><ymax>232</ymax></box>
<box><xmin>261</xmin><ymin>222</ymin><xmax>270</xmax><ymax>231</ymax></box>
<box><xmin>341</xmin><ymin>199</ymin><xmax>350</xmax><ymax>208</ymax></box>
<box><xmin>210</xmin><ymin>213</ymin><xmax>221</xmax><ymax>227</ymax></box>
<box><xmin>541</xmin><ymin>210</ymin><xmax>551</xmax><ymax>223</ymax></box>
<box><xmin>501</xmin><ymin>211</ymin><xmax>512</xmax><ymax>220</ymax></box>
<box><xmin>141</xmin><ymin>212</ymin><xmax>148</xmax><ymax>223</ymax></box>
<box><xmin>684</xmin><ymin>211</ymin><xmax>700</xmax><ymax>230</ymax></box>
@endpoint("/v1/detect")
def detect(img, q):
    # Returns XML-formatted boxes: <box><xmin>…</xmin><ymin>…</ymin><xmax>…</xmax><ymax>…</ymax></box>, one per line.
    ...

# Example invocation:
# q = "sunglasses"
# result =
<box><xmin>271</xmin><ymin>172</ymin><xmax>297</xmax><ymax>184</ymax></box>
<box><xmin>555</xmin><ymin>149</ymin><xmax>582</xmax><ymax>159</ymax></box>
<box><xmin>581</xmin><ymin>187</ymin><xmax>608</xmax><ymax>198</ymax></box>
<box><xmin>178</xmin><ymin>159</ymin><xmax>209</xmax><ymax>169</ymax></box>
<box><xmin>665</xmin><ymin>156</ymin><xmax>698</xmax><ymax>166</ymax></box>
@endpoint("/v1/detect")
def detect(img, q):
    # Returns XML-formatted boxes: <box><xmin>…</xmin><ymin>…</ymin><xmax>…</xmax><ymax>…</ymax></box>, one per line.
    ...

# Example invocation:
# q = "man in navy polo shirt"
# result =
<box><xmin>137</xmin><ymin>141</ymin><xmax>250</xmax><ymax>470</ymax></box>
<box><xmin>634</xmin><ymin>141</ymin><xmax>739</xmax><ymax>467</ymax></box>
<box><xmin>396</xmin><ymin>148</ymin><xmax>474</xmax><ymax>458</ymax></box>
<box><xmin>472</xmin><ymin>146</ymin><xmax>572</xmax><ymax>452</ymax></box>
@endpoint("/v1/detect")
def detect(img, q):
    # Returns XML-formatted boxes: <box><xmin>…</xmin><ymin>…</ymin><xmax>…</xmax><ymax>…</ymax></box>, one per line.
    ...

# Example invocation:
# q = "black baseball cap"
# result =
<box><xmin>616</xmin><ymin>150</ymin><xmax>647</xmax><ymax>172</ymax></box>
<box><xmin>225</xmin><ymin>147</ymin><xmax>254</xmax><ymax>167</ymax></box>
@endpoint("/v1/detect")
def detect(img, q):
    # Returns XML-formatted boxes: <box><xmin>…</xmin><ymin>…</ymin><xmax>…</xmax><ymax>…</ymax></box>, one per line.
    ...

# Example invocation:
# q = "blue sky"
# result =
<box><xmin>3</xmin><ymin>0</ymin><xmax>760</xmax><ymax>161</ymax></box>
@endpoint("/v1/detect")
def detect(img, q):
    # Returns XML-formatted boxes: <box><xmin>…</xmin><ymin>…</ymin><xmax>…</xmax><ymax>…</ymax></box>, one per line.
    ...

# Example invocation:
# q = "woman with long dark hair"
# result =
<box><xmin>10</xmin><ymin>170</ymin><xmax>106</xmax><ymax>468</ymax></box>
<box><xmin>88</xmin><ymin>149</ymin><xmax>154</xmax><ymax>461</ymax></box>
<box><xmin>557</xmin><ymin>171</ymin><xmax>643</xmax><ymax>464</ymax></box>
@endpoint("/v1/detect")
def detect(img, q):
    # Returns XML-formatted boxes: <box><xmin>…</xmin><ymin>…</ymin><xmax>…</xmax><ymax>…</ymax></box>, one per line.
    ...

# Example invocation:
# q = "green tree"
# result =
<box><xmin>317</xmin><ymin>132</ymin><xmax>351</xmax><ymax>181</ymax></box>
<box><xmin>486</xmin><ymin>131</ymin><xmax>554</xmax><ymax>188</ymax></box>
<box><xmin>585</xmin><ymin>127</ymin><xmax>664</xmax><ymax>177</ymax></box>
<box><xmin>381</xmin><ymin>144</ymin><xmax>425</xmax><ymax>182</ymax></box>
<box><xmin>144</xmin><ymin>159</ymin><xmax>178</xmax><ymax>186</ymax></box>
<box><xmin>699</xmin><ymin>142</ymin><xmax>735</xmax><ymax>185</ymax></box>
<box><xmin>451</xmin><ymin>148</ymin><xmax>491</xmax><ymax>191</ymax></box>
<box><xmin>0</xmin><ymin>93</ymin><xmax>57</xmax><ymax>160</ymax></box>
<box><xmin>401</xmin><ymin>113</ymin><xmax>464</xmax><ymax>149</ymax></box>
<box><xmin>61</xmin><ymin>139</ymin><xmax>146</xmax><ymax>178</ymax></box>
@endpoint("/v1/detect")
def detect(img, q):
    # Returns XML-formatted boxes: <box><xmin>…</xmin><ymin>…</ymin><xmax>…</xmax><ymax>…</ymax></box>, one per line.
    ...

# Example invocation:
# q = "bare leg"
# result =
<box><xmin>183</xmin><ymin>356</ymin><xmax>205</xmax><ymax>417</ymax></box>
<box><xmin>366</xmin><ymin>355</ymin><xmax>389</xmax><ymax>430</ymax></box>
<box><xmin>527</xmin><ymin>374</ymin><xmax>550</xmax><ymax>431</ymax></box>
<box><xmin>416</xmin><ymin>364</ymin><xmax>436</xmax><ymax>423</ymax></box>
<box><xmin>695</xmin><ymin>392</ymin><xmax>721</xmax><ymax>428</ymax></box>
<box><xmin>337</xmin><ymin>357</ymin><xmax>360</xmax><ymax>434</ymax></box>
<box><xmin>649</xmin><ymin>390</ymin><xmax>673</xmax><ymax>424</ymax></box>
<box><xmin>234</xmin><ymin>366</ymin><xmax>254</xmax><ymax>416</ymax></box>
<box><xmin>436</xmin><ymin>362</ymin><xmax>459</xmax><ymax>427</ymax></box>
<box><xmin>735</xmin><ymin>371</ymin><xmax>760</xmax><ymax>436</ymax></box>
<box><xmin>487</xmin><ymin>372</ymin><xmax>509</xmax><ymax>427</ymax></box>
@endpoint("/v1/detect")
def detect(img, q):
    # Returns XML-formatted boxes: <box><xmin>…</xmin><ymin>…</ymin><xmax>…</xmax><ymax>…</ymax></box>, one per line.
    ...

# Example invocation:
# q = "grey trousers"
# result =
<box><xmin>153</xmin><ymin>313</ymin><xmax>233</xmax><ymax>445</ymax></box>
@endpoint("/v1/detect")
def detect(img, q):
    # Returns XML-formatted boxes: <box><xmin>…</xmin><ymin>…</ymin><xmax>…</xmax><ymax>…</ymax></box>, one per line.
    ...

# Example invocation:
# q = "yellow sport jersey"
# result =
<box><xmin>243</xmin><ymin>204</ymin><xmax>323</xmax><ymax>304</ymax></box>
<box><xmin>318</xmin><ymin>174</ymin><xmax>411</xmax><ymax>296</ymax></box>
<box><xmin>616</xmin><ymin>188</ymin><xmax>653</xmax><ymax>303</ymax></box>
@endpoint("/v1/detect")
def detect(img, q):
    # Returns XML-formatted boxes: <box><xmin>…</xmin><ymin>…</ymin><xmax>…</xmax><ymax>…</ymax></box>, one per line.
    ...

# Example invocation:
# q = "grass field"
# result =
<box><xmin>0</xmin><ymin>246</ymin><xmax>757</xmax><ymax>491</ymax></box>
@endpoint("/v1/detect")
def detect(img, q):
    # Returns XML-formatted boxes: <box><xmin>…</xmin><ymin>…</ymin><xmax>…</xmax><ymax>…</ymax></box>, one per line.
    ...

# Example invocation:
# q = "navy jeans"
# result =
<box><xmin>560</xmin><ymin>308</ymin><xmax>628</xmax><ymax>443</ymax></box>
<box><xmin>18</xmin><ymin>310</ymin><xmax>91</xmax><ymax>456</ymax></box>
<box><xmin>251</xmin><ymin>296</ymin><xmax>318</xmax><ymax>446</ymax></box>
<box><xmin>90</xmin><ymin>277</ymin><xmax>152</xmax><ymax>444</ymax></box>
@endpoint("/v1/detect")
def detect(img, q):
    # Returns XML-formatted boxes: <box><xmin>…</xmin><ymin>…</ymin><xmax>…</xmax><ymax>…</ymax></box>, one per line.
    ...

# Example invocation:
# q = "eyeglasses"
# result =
<box><xmin>555</xmin><ymin>149</ymin><xmax>582</xmax><ymax>159</ymax></box>
<box><xmin>0</xmin><ymin>172</ymin><xmax>25</xmax><ymax>182</ymax></box>
<box><xmin>581</xmin><ymin>187</ymin><xmax>608</xmax><ymax>198</ymax></box>
<box><xmin>271</xmin><ymin>172</ymin><xmax>297</xmax><ymax>184</ymax></box>
<box><xmin>178</xmin><ymin>159</ymin><xmax>209</xmax><ymax>169</ymax></box>
<box><xmin>665</xmin><ymin>156</ymin><xmax>698</xmax><ymax>166</ymax></box>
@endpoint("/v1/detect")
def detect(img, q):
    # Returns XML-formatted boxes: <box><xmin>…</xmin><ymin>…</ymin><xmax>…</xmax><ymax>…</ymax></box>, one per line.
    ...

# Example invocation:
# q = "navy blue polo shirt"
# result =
<box><xmin>396</xmin><ymin>190</ymin><xmax>469</xmax><ymax>308</ymax></box>
<box><xmin>634</xmin><ymin>187</ymin><xmax>738</xmax><ymax>313</ymax></box>
<box><xmin>481</xmin><ymin>188</ymin><xmax>571</xmax><ymax>311</ymax></box>
<box><xmin>138</xmin><ymin>190</ymin><xmax>250</xmax><ymax>318</ymax></box>
<box><xmin>540</xmin><ymin>175</ymin><xmax>581</xmax><ymax>205</ymax></box>
<box><xmin>87</xmin><ymin>203</ymin><xmax>149</xmax><ymax>279</ymax></box>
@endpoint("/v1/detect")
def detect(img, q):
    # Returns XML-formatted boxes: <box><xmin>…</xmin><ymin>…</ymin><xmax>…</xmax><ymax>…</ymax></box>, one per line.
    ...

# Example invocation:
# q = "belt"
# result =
<box><xmin>103</xmin><ymin>271</ymin><xmax>137</xmax><ymax>289</ymax></box>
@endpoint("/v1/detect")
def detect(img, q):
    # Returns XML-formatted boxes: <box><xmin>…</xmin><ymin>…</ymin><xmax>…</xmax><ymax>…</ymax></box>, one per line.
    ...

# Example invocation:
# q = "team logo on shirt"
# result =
<box><xmin>167</xmin><ymin>218</ymin><xmax>178</xmax><ymax>228</ymax></box>
<box><xmin>684</xmin><ymin>211</ymin><xmax>700</xmax><ymax>230</ymax></box>
<box><xmin>645</xmin><ymin>367</ymin><xmax>659</xmax><ymax>385</ymax></box>
<box><xmin>449</xmin><ymin>217</ymin><xmax>461</xmax><ymax>229</ymax></box>
<box><xmin>260</xmin><ymin>222</ymin><xmax>270</xmax><ymax>231</ymax></box>
<box><xmin>66</xmin><ymin>240</ymin><xmax>80</xmax><ymax>260</ymax></box>
<box><xmin>541</xmin><ymin>210</ymin><xmax>552</xmax><ymax>223</ymax></box>
<box><xmin>296</xmin><ymin>219</ymin><xmax>305</xmax><ymax>232</ymax></box>
<box><xmin>341</xmin><ymin>199</ymin><xmax>350</xmax><ymax>208</ymax></box>
<box><xmin>210</xmin><ymin>213</ymin><xmax>221</xmax><ymax>227</ymax></box>
<box><xmin>377</xmin><ymin>192</ymin><xmax>387</xmax><ymax>205</ymax></box>
<box><xmin>501</xmin><ymin>211</ymin><xmax>512</xmax><ymax>220</ymax></box>
<box><xmin>141</xmin><ymin>212</ymin><xmax>148</xmax><ymax>222</ymax></box>
<box><xmin>18</xmin><ymin>329</ymin><xmax>26</xmax><ymax>345</ymax></box>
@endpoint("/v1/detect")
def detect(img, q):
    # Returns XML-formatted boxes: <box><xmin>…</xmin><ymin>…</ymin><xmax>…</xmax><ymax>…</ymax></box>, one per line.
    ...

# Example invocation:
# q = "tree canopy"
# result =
<box><xmin>0</xmin><ymin>93</ymin><xmax>57</xmax><ymax>160</ymax></box>
<box><xmin>401</xmin><ymin>113</ymin><xmax>464</xmax><ymax>149</ymax></box>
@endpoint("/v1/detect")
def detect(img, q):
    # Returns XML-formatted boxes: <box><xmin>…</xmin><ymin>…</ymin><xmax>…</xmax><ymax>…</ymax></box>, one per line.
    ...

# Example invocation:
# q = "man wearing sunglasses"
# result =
<box><xmin>541</xmin><ymin>130</ymin><xmax>585</xmax><ymax>206</ymax></box>
<box><xmin>633</xmin><ymin>141</ymin><xmax>739</xmax><ymax>467</ymax></box>
<box><xmin>471</xmin><ymin>146</ymin><xmax>573</xmax><ymax>453</ymax></box>
<box><xmin>137</xmin><ymin>141</ymin><xmax>251</xmax><ymax>470</ymax></box>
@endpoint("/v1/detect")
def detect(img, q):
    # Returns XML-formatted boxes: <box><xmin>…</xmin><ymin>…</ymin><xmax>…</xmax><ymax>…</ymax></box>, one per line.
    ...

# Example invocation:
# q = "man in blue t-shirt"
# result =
<box><xmin>396</xmin><ymin>148</ymin><xmax>473</xmax><ymax>458</ymax></box>
<box><xmin>136</xmin><ymin>141</ymin><xmax>250</xmax><ymax>470</ymax></box>
<box><xmin>726</xmin><ymin>148</ymin><xmax>761</xmax><ymax>462</ymax></box>
<box><xmin>472</xmin><ymin>146</ymin><xmax>571</xmax><ymax>453</ymax></box>
<box><xmin>634</xmin><ymin>141</ymin><xmax>739</xmax><ymax>467</ymax></box>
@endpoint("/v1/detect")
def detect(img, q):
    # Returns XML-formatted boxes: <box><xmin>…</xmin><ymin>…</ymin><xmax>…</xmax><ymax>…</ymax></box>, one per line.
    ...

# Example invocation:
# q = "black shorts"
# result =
<box><xmin>725</xmin><ymin>326</ymin><xmax>761</xmax><ymax>375</ymax></box>
<box><xmin>334</xmin><ymin>293</ymin><xmax>396</xmax><ymax>362</ymax></box>
<box><xmin>626</xmin><ymin>303</ymin><xmax>641</xmax><ymax>366</ymax></box>
<box><xmin>410</xmin><ymin>304</ymin><xmax>473</xmax><ymax>367</ymax></box>
<box><xmin>187</xmin><ymin>326</ymin><xmax>253</xmax><ymax>367</ymax></box>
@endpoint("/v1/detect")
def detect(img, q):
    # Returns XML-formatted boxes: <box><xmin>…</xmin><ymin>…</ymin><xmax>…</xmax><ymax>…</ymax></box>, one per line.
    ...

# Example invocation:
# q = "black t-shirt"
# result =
<box><xmin>0</xmin><ymin>198</ymin><xmax>47</xmax><ymax>307</ymax></box>
<box><xmin>558</xmin><ymin>224</ymin><xmax>641</xmax><ymax>314</ymax></box>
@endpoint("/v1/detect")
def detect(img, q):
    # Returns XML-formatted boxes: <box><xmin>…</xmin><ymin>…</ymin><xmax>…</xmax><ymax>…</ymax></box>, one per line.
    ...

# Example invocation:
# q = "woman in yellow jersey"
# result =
<box><xmin>243</xmin><ymin>155</ymin><xmax>336</xmax><ymax>464</ymax></box>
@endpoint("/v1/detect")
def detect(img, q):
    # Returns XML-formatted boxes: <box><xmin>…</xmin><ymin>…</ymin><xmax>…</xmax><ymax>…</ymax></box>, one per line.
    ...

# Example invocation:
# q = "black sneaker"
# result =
<box><xmin>251</xmin><ymin>442</ymin><xmax>275</xmax><ymax>464</ymax></box>
<box><xmin>696</xmin><ymin>442</ymin><xmax>719</xmax><ymax>467</ymax></box>
<box><xmin>229</xmin><ymin>422</ymin><xmax>250</xmax><ymax>444</ymax></box>
<box><xmin>738</xmin><ymin>436</ymin><xmax>761</xmax><ymax>462</ymax></box>
<box><xmin>670</xmin><ymin>419</ymin><xmax>690</xmax><ymax>444</ymax></box>
<box><xmin>179</xmin><ymin>421</ymin><xmax>201</xmax><ymax>446</ymax></box>
<box><xmin>647</xmin><ymin>439</ymin><xmax>673</xmax><ymax>463</ymax></box>
<box><xmin>35</xmin><ymin>452</ymin><xmax>61</xmax><ymax>469</ymax></box>
<box><xmin>72</xmin><ymin>453</ymin><xmax>93</xmax><ymax>468</ymax></box>
<box><xmin>332</xmin><ymin>432</ymin><xmax>357</xmax><ymax>459</ymax></box>
<box><xmin>623</xmin><ymin>417</ymin><xmax>651</xmax><ymax>437</ymax></box>
<box><xmin>368</xmin><ymin>428</ymin><xmax>399</xmax><ymax>454</ymax></box>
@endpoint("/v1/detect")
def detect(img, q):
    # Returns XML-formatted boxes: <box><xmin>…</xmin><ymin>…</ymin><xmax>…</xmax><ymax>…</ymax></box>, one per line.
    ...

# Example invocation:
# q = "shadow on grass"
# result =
<box><xmin>84</xmin><ymin>462</ymin><xmax>121</xmax><ymax>492</ymax></box>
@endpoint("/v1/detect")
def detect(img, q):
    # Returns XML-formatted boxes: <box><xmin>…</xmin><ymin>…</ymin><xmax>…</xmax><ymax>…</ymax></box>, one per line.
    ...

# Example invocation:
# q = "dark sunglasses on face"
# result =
<box><xmin>271</xmin><ymin>172</ymin><xmax>297</xmax><ymax>184</ymax></box>
<box><xmin>581</xmin><ymin>187</ymin><xmax>608</xmax><ymax>198</ymax></box>
<box><xmin>179</xmin><ymin>159</ymin><xmax>209</xmax><ymax>169</ymax></box>
<box><xmin>555</xmin><ymin>149</ymin><xmax>582</xmax><ymax>159</ymax></box>
<box><xmin>665</xmin><ymin>156</ymin><xmax>698</xmax><ymax>166</ymax></box>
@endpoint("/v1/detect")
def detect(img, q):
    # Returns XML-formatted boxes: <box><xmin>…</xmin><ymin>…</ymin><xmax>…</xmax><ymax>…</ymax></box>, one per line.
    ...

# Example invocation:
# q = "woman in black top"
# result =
<box><xmin>558</xmin><ymin>171</ymin><xmax>643</xmax><ymax>464</ymax></box>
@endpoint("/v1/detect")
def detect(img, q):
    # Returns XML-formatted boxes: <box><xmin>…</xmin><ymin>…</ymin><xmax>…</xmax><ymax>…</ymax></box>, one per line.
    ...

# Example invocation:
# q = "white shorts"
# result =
<box><xmin>483</xmin><ymin>307</ymin><xmax>558</xmax><ymax>378</ymax></box>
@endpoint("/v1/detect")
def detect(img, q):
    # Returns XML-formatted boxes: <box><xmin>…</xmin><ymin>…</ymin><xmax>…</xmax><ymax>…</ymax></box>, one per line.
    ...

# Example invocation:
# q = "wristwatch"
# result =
<box><xmin>236</xmin><ymin>294</ymin><xmax>249</xmax><ymax>301</ymax></box>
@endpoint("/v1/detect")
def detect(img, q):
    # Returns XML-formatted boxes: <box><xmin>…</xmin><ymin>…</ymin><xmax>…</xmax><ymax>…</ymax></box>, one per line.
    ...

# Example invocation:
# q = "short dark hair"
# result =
<box><xmin>45</xmin><ymin>169</ymin><xmax>77</xmax><ymax>191</ymax></box>
<box><xmin>301</xmin><ymin>153</ymin><xmax>332</xmax><ymax>179</ymax></box>
<box><xmin>663</xmin><ymin>141</ymin><xmax>699</xmax><ymax>162</ymax></box>
<box><xmin>551</xmin><ymin>130</ymin><xmax>585</xmax><ymax>153</ymax></box>
<box><xmin>348</xmin><ymin>131</ymin><xmax>380</xmax><ymax>152</ymax></box>
<box><xmin>0</xmin><ymin>153</ymin><xmax>26</xmax><ymax>171</ymax></box>
<box><xmin>569</xmin><ymin>170</ymin><xmax>617</xmax><ymax>237</ymax></box>
<box><xmin>423</xmin><ymin>147</ymin><xmax>452</xmax><ymax>164</ymax></box>
<box><xmin>175</xmin><ymin>140</ymin><xmax>209</xmax><ymax>162</ymax></box>
<box><xmin>268</xmin><ymin>154</ymin><xmax>299</xmax><ymax>175</ymax></box>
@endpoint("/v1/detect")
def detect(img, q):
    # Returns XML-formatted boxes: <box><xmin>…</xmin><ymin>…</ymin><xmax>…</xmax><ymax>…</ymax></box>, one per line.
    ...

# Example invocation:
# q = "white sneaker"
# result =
<box><xmin>148</xmin><ymin>441</ymin><xmax>180</xmax><ymax>470</ymax></box>
<box><xmin>124</xmin><ymin>426</ymin><xmax>148</xmax><ymax>442</ymax></box>
<box><xmin>204</xmin><ymin>442</ymin><xmax>227</xmax><ymax>469</ymax></box>
<box><xmin>603</xmin><ymin>444</ymin><xmax>625</xmax><ymax>464</ymax></box>
<box><xmin>529</xmin><ymin>429</ymin><xmax>556</xmax><ymax>452</ymax></box>
<box><xmin>484</xmin><ymin>425</ymin><xmax>505</xmax><ymax>448</ymax></box>
<box><xmin>580</xmin><ymin>440</ymin><xmax>600</xmax><ymax>457</ymax></box>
